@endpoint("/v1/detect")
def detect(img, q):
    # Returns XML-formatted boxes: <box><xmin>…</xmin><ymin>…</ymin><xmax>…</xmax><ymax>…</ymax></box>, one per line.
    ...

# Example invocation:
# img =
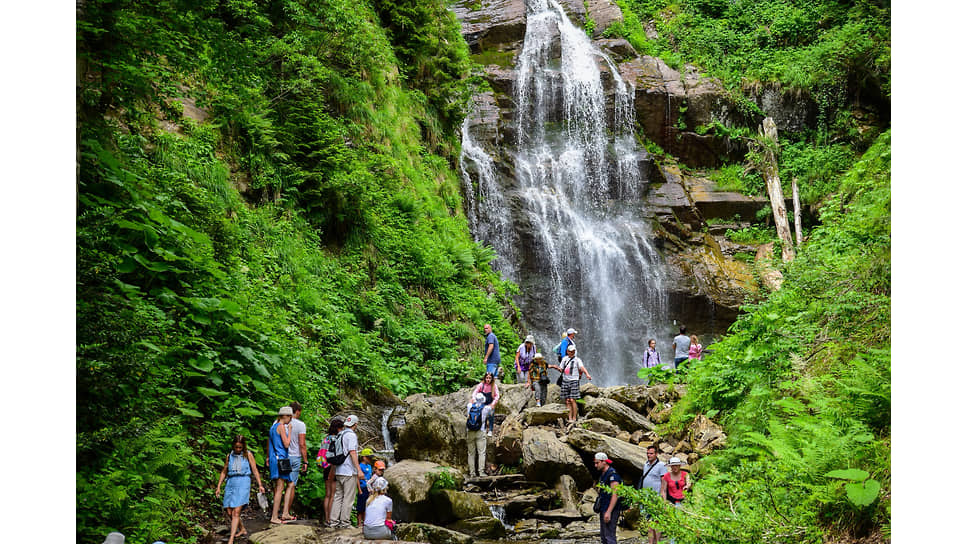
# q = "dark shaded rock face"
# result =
<box><xmin>453</xmin><ymin>0</ymin><xmax>528</xmax><ymax>53</ymax></box>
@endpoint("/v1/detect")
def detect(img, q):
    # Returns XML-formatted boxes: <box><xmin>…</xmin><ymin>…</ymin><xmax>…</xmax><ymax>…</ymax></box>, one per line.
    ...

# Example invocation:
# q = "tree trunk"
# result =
<box><xmin>792</xmin><ymin>177</ymin><xmax>803</xmax><ymax>247</ymax></box>
<box><xmin>759</xmin><ymin>117</ymin><xmax>796</xmax><ymax>262</ymax></box>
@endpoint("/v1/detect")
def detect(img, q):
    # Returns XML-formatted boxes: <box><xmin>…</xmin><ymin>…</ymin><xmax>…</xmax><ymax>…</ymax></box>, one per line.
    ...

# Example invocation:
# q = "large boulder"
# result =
<box><xmin>521</xmin><ymin>427</ymin><xmax>593</xmax><ymax>488</ymax></box>
<box><xmin>394</xmin><ymin>393</ymin><xmax>470</xmax><ymax>468</ymax></box>
<box><xmin>494</xmin><ymin>412</ymin><xmax>526</xmax><ymax>466</ymax></box>
<box><xmin>523</xmin><ymin>403</ymin><xmax>570</xmax><ymax>426</ymax></box>
<box><xmin>495</xmin><ymin>382</ymin><xmax>535</xmax><ymax>415</ymax></box>
<box><xmin>580</xmin><ymin>417</ymin><xmax>621</xmax><ymax>437</ymax></box>
<box><xmin>555</xmin><ymin>474</ymin><xmax>580</xmax><ymax>512</ymax></box>
<box><xmin>249</xmin><ymin>523</ymin><xmax>317</xmax><ymax>544</ymax></box>
<box><xmin>600</xmin><ymin>384</ymin><xmax>662</xmax><ymax>414</ymax></box>
<box><xmin>395</xmin><ymin>523</ymin><xmax>473</xmax><ymax>544</ymax></box>
<box><xmin>384</xmin><ymin>460</ymin><xmax>464</xmax><ymax>522</ymax></box>
<box><xmin>564</xmin><ymin>427</ymin><xmax>651</xmax><ymax>485</ymax></box>
<box><xmin>582</xmin><ymin>396</ymin><xmax>655</xmax><ymax>434</ymax></box>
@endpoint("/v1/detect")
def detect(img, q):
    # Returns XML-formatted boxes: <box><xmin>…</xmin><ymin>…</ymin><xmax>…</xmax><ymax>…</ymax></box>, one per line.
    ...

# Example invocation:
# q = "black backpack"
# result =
<box><xmin>466</xmin><ymin>402</ymin><xmax>484</xmax><ymax>431</ymax></box>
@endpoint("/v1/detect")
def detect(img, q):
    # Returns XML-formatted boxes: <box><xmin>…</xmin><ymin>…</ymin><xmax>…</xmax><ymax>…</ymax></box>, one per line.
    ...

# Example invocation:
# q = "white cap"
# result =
<box><xmin>667</xmin><ymin>456</ymin><xmax>683</xmax><ymax>466</ymax></box>
<box><xmin>566</xmin><ymin>328</ymin><xmax>577</xmax><ymax>335</ymax></box>
<box><xmin>278</xmin><ymin>406</ymin><xmax>293</xmax><ymax>416</ymax></box>
<box><xmin>475</xmin><ymin>393</ymin><xmax>486</xmax><ymax>403</ymax></box>
<box><xmin>344</xmin><ymin>414</ymin><xmax>359</xmax><ymax>427</ymax></box>
<box><xmin>566</xmin><ymin>344</ymin><xmax>576</xmax><ymax>353</ymax></box>
<box><xmin>594</xmin><ymin>452</ymin><xmax>611</xmax><ymax>463</ymax></box>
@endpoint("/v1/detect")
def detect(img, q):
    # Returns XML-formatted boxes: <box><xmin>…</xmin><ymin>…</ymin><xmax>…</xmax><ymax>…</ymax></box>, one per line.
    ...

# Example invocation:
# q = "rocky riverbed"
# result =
<box><xmin>229</xmin><ymin>381</ymin><xmax>726</xmax><ymax>544</ymax></box>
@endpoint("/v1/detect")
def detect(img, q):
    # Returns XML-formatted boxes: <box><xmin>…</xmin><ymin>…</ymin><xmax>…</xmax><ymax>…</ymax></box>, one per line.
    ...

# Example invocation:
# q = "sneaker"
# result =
<box><xmin>487</xmin><ymin>430</ymin><xmax>493</xmax><ymax>437</ymax></box>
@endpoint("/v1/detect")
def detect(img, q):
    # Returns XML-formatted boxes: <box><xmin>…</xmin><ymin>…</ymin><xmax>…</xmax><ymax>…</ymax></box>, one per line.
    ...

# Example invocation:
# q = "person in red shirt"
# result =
<box><xmin>659</xmin><ymin>457</ymin><xmax>691</xmax><ymax>507</ymax></box>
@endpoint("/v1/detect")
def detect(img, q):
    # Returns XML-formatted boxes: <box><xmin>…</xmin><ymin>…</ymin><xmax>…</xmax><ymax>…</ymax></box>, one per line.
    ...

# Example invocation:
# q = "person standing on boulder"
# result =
<box><xmin>552</xmin><ymin>344</ymin><xmax>591</xmax><ymax>423</ymax></box>
<box><xmin>515</xmin><ymin>335</ymin><xmax>537</xmax><ymax>383</ymax></box>
<box><xmin>471</xmin><ymin>372</ymin><xmax>500</xmax><ymax>436</ymax></box>
<box><xmin>672</xmin><ymin>326</ymin><xmax>690</xmax><ymax>371</ymax></box>
<box><xmin>465</xmin><ymin>392</ymin><xmax>492</xmax><ymax>477</ymax></box>
<box><xmin>482</xmin><ymin>323</ymin><xmax>501</xmax><ymax>376</ymax></box>
<box><xmin>594</xmin><ymin>452</ymin><xmax>622</xmax><ymax>544</ymax></box>
<box><xmin>329</xmin><ymin>414</ymin><xmax>365</xmax><ymax>529</ymax></box>
<box><xmin>637</xmin><ymin>445</ymin><xmax>667</xmax><ymax>544</ymax></box>
<box><xmin>558</xmin><ymin>328</ymin><xmax>577</xmax><ymax>363</ymax></box>
<box><xmin>527</xmin><ymin>353</ymin><xmax>550</xmax><ymax>407</ymax></box>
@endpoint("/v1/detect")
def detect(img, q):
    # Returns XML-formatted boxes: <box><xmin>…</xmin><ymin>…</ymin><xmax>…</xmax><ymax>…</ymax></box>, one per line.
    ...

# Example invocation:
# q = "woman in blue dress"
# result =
<box><xmin>216</xmin><ymin>435</ymin><xmax>265</xmax><ymax>544</ymax></box>
<box><xmin>268</xmin><ymin>406</ymin><xmax>293</xmax><ymax>524</ymax></box>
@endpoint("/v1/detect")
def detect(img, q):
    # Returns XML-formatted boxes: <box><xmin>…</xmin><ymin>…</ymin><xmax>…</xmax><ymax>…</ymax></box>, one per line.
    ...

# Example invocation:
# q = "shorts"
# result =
<box><xmin>561</xmin><ymin>379</ymin><xmax>580</xmax><ymax>399</ymax></box>
<box><xmin>287</xmin><ymin>456</ymin><xmax>301</xmax><ymax>484</ymax></box>
<box><xmin>486</xmin><ymin>363</ymin><xmax>499</xmax><ymax>376</ymax></box>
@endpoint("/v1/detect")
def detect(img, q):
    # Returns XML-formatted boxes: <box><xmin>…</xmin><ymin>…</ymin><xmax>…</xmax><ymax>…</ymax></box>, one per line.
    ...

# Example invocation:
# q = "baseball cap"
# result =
<box><xmin>360</xmin><ymin>447</ymin><xmax>374</xmax><ymax>457</ymax></box>
<box><xmin>278</xmin><ymin>406</ymin><xmax>293</xmax><ymax>416</ymax></box>
<box><xmin>344</xmin><ymin>414</ymin><xmax>359</xmax><ymax>427</ymax></box>
<box><xmin>566</xmin><ymin>328</ymin><xmax>577</xmax><ymax>335</ymax></box>
<box><xmin>374</xmin><ymin>460</ymin><xmax>386</xmax><ymax>470</ymax></box>
<box><xmin>594</xmin><ymin>452</ymin><xmax>612</xmax><ymax>463</ymax></box>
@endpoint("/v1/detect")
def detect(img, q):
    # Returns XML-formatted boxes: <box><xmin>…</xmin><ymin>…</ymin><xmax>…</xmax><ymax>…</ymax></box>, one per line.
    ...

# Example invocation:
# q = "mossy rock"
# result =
<box><xmin>449</xmin><ymin>515</ymin><xmax>507</xmax><ymax>539</ymax></box>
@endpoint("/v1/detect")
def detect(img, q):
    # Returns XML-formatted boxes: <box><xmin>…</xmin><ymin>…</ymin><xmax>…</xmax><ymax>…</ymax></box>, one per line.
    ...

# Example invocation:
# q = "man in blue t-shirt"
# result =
<box><xmin>557</xmin><ymin>328</ymin><xmax>577</xmax><ymax>363</ymax></box>
<box><xmin>482</xmin><ymin>324</ymin><xmax>500</xmax><ymax>375</ymax></box>
<box><xmin>594</xmin><ymin>452</ymin><xmax>622</xmax><ymax>544</ymax></box>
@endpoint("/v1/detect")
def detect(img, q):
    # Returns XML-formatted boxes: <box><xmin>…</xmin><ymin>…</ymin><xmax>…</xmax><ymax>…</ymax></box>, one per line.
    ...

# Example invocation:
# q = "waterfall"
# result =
<box><xmin>461</xmin><ymin>0</ymin><xmax>668</xmax><ymax>386</ymax></box>
<box><xmin>378</xmin><ymin>407</ymin><xmax>396</xmax><ymax>466</ymax></box>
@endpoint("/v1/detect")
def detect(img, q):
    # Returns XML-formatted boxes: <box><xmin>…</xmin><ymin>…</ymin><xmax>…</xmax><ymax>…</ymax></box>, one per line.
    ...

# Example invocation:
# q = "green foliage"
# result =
<box><xmin>709</xmin><ymin>163</ymin><xmax>764</xmax><ymax>195</ymax></box>
<box><xmin>625</xmin><ymin>0</ymin><xmax>890</xmax><ymax>145</ymax></box>
<box><xmin>724</xmin><ymin>225</ymin><xmax>776</xmax><ymax>245</ymax></box>
<box><xmin>431</xmin><ymin>469</ymin><xmax>459</xmax><ymax>491</ymax></box>
<box><xmin>624</xmin><ymin>132</ymin><xmax>891</xmax><ymax>542</ymax></box>
<box><xmin>77</xmin><ymin>0</ymin><xmax>517</xmax><ymax>541</ymax></box>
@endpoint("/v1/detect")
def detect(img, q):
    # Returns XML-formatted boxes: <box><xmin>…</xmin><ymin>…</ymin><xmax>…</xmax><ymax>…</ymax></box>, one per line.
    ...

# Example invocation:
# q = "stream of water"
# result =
<box><xmin>461</xmin><ymin>0</ymin><xmax>669</xmax><ymax>386</ymax></box>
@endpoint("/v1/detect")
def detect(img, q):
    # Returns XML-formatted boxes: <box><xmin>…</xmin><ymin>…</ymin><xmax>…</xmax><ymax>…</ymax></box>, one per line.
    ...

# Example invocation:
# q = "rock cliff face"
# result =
<box><xmin>455</xmin><ymin>0</ymin><xmax>819</xmax><ymax>321</ymax></box>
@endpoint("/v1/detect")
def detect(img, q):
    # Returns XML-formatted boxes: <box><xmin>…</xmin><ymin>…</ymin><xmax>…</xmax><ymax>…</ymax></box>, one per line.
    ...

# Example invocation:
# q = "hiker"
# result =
<box><xmin>637</xmin><ymin>445</ymin><xmax>668</xmax><ymax>544</ymax></box>
<box><xmin>660</xmin><ymin>457</ymin><xmax>691</xmax><ymax>508</ymax></box>
<box><xmin>552</xmin><ymin>344</ymin><xmax>592</xmax><ymax>423</ymax></box>
<box><xmin>515</xmin><ymin>335</ymin><xmax>537</xmax><ymax>383</ymax></box>
<box><xmin>267</xmin><ymin>406</ymin><xmax>293</xmax><ymax>524</ymax></box>
<box><xmin>482</xmin><ymin>323</ymin><xmax>501</xmax><ymax>375</ymax></box>
<box><xmin>642</xmin><ymin>338</ymin><xmax>662</xmax><ymax>369</ymax></box>
<box><xmin>470</xmin><ymin>372</ymin><xmax>500</xmax><ymax>436</ymax></box>
<box><xmin>362</xmin><ymin>477</ymin><xmax>394</xmax><ymax>540</ymax></box>
<box><xmin>355</xmin><ymin>448</ymin><xmax>376</xmax><ymax>528</ymax></box>
<box><xmin>594</xmin><ymin>452</ymin><xmax>623</xmax><ymax>544</ymax></box>
<box><xmin>465</xmin><ymin>392</ymin><xmax>492</xmax><ymax>477</ymax></box>
<box><xmin>672</xmin><ymin>326</ymin><xmax>690</xmax><ymax>370</ymax></box>
<box><xmin>329</xmin><ymin>414</ymin><xmax>365</xmax><ymax>529</ymax></box>
<box><xmin>687</xmin><ymin>335</ymin><xmax>703</xmax><ymax>363</ymax></box>
<box><xmin>215</xmin><ymin>435</ymin><xmax>264</xmax><ymax>544</ymax></box>
<box><xmin>316</xmin><ymin>417</ymin><xmax>344</xmax><ymax>526</ymax></box>
<box><xmin>527</xmin><ymin>352</ymin><xmax>550</xmax><ymax>407</ymax></box>
<box><xmin>366</xmin><ymin>460</ymin><xmax>386</xmax><ymax>489</ymax></box>
<box><xmin>281</xmin><ymin>401</ymin><xmax>308</xmax><ymax>522</ymax></box>
<box><xmin>557</xmin><ymin>328</ymin><xmax>577</xmax><ymax>363</ymax></box>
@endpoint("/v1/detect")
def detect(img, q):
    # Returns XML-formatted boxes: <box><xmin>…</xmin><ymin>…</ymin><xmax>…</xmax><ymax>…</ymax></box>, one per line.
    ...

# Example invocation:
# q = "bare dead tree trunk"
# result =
<box><xmin>792</xmin><ymin>177</ymin><xmax>803</xmax><ymax>247</ymax></box>
<box><xmin>759</xmin><ymin>117</ymin><xmax>796</xmax><ymax>262</ymax></box>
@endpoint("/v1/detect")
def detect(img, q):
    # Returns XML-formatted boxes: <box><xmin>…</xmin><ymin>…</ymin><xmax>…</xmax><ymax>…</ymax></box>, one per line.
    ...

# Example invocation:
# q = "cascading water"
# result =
<box><xmin>461</xmin><ymin>0</ymin><xmax>669</xmax><ymax>385</ymax></box>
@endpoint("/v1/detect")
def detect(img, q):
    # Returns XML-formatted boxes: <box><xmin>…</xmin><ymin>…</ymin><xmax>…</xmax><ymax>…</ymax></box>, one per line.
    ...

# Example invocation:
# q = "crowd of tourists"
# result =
<box><xmin>215</xmin><ymin>323</ymin><xmax>699</xmax><ymax>543</ymax></box>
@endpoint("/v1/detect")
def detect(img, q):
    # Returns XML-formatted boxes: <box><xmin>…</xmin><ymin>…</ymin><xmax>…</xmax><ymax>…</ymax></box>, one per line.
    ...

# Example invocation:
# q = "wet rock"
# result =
<box><xmin>594</xmin><ymin>38</ymin><xmax>638</xmax><ymax>61</ymax></box>
<box><xmin>533</xmin><ymin>508</ymin><xmax>589</xmax><ymax>523</ymax></box>
<box><xmin>504</xmin><ymin>490</ymin><xmax>556</xmax><ymax>519</ymax></box>
<box><xmin>452</xmin><ymin>0</ymin><xmax>528</xmax><ymax>53</ymax></box>
<box><xmin>449</xmin><ymin>516</ymin><xmax>507</xmax><ymax>539</ymax></box>
<box><xmin>395</xmin><ymin>523</ymin><xmax>473</xmax><ymax>544</ymax></box>
<box><xmin>600</xmin><ymin>384</ymin><xmax>662</xmax><ymax>414</ymax></box>
<box><xmin>430</xmin><ymin>489</ymin><xmax>492</xmax><ymax>524</ymax></box>
<box><xmin>521</xmin><ymin>427</ymin><xmax>593</xmax><ymax>488</ymax></box>
<box><xmin>394</xmin><ymin>394</ymin><xmax>469</xmax><ymax>469</ymax></box>
<box><xmin>582</xmin><ymin>396</ymin><xmax>655</xmax><ymax>434</ymax></box>
<box><xmin>584</xmin><ymin>0</ymin><xmax>625</xmax><ymax>37</ymax></box>
<box><xmin>555</xmin><ymin>474</ymin><xmax>581</xmax><ymax>512</ymax></box>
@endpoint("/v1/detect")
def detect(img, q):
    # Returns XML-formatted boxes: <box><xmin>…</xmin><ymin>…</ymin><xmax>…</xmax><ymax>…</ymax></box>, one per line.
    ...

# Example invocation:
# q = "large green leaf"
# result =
<box><xmin>188</xmin><ymin>357</ymin><xmax>215</xmax><ymax>372</ymax></box>
<box><xmin>196</xmin><ymin>386</ymin><xmax>228</xmax><ymax>397</ymax></box>
<box><xmin>824</xmin><ymin>468</ymin><xmax>869</xmax><ymax>481</ymax></box>
<box><xmin>845</xmin><ymin>479</ymin><xmax>880</xmax><ymax>506</ymax></box>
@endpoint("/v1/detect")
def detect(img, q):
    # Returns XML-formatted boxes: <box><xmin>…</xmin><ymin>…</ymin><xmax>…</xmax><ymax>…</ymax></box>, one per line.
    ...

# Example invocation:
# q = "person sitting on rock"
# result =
<box><xmin>465</xmin><ymin>392</ymin><xmax>492</xmax><ymax>477</ymax></box>
<box><xmin>470</xmin><ymin>372</ymin><xmax>500</xmax><ymax>437</ymax></box>
<box><xmin>527</xmin><ymin>352</ymin><xmax>550</xmax><ymax>407</ymax></box>
<box><xmin>362</xmin><ymin>477</ymin><xmax>394</xmax><ymax>540</ymax></box>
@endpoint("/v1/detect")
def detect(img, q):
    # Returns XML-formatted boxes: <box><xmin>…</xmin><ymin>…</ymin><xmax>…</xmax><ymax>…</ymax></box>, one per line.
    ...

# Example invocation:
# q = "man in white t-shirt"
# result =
<box><xmin>329</xmin><ymin>414</ymin><xmax>365</xmax><ymax>528</ymax></box>
<box><xmin>281</xmin><ymin>401</ymin><xmax>308</xmax><ymax>520</ymax></box>
<box><xmin>552</xmin><ymin>344</ymin><xmax>592</xmax><ymax>423</ymax></box>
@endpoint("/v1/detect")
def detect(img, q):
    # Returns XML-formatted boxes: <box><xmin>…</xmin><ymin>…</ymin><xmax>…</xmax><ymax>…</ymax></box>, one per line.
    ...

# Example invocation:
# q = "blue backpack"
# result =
<box><xmin>467</xmin><ymin>402</ymin><xmax>484</xmax><ymax>431</ymax></box>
